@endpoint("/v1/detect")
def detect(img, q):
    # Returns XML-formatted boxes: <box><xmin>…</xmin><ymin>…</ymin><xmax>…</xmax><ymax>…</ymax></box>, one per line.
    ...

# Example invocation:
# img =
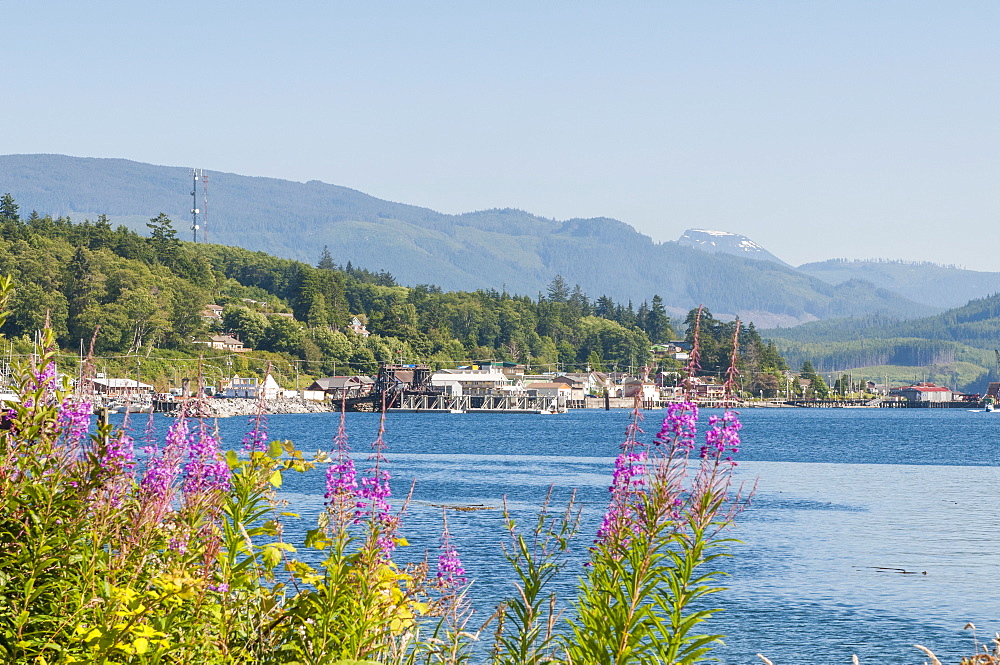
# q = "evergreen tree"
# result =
<box><xmin>317</xmin><ymin>245</ymin><xmax>335</xmax><ymax>270</ymax></box>
<box><xmin>0</xmin><ymin>193</ymin><xmax>19</xmax><ymax>222</ymax></box>
<box><xmin>568</xmin><ymin>284</ymin><xmax>591</xmax><ymax>316</ymax></box>
<box><xmin>594</xmin><ymin>295</ymin><xmax>615</xmax><ymax>320</ymax></box>
<box><xmin>799</xmin><ymin>360</ymin><xmax>830</xmax><ymax>398</ymax></box>
<box><xmin>646</xmin><ymin>295</ymin><xmax>673</xmax><ymax>343</ymax></box>
<box><xmin>146</xmin><ymin>213</ymin><xmax>181</xmax><ymax>267</ymax></box>
<box><xmin>66</xmin><ymin>246</ymin><xmax>100</xmax><ymax>345</ymax></box>
<box><xmin>546</xmin><ymin>274</ymin><xmax>570</xmax><ymax>303</ymax></box>
<box><xmin>636</xmin><ymin>300</ymin><xmax>650</xmax><ymax>334</ymax></box>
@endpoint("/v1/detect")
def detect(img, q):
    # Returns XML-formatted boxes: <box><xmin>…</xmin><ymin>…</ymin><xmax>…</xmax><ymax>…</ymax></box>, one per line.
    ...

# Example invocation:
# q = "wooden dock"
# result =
<box><xmin>390</xmin><ymin>393</ymin><xmax>564</xmax><ymax>414</ymax></box>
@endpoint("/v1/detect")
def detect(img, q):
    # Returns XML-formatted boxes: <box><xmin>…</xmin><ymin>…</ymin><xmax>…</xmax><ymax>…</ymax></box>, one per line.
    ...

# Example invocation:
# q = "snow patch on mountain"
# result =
<box><xmin>676</xmin><ymin>229</ymin><xmax>790</xmax><ymax>267</ymax></box>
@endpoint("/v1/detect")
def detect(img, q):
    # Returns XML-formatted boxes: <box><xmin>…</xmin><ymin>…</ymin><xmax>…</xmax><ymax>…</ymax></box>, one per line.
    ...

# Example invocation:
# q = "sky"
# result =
<box><xmin>4</xmin><ymin>1</ymin><xmax>998</xmax><ymax>270</ymax></box>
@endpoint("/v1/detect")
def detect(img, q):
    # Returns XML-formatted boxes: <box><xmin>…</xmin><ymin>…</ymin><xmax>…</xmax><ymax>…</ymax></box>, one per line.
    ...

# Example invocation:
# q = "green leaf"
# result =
<box><xmin>269</xmin><ymin>470</ymin><xmax>282</xmax><ymax>487</ymax></box>
<box><xmin>267</xmin><ymin>439</ymin><xmax>283</xmax><ymax>458</ymax></box>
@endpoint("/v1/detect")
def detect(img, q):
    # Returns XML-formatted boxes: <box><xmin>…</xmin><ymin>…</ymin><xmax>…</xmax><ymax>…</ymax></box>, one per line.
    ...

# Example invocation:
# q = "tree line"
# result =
<box><xmin>0</xmin><ymin>194</ymin><xmax>796</xmax><ymax>390</ymax></box>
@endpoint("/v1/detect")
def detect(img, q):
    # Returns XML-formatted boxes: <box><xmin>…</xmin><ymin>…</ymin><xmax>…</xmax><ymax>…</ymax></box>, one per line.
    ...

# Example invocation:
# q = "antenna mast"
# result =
<box><xmin>201</xmin><ymin>171</ymin><xmax>209</xmax><ymax>243</ymax></box>
<box><xmin>190</xmin><ymin>168</ymin><xmax>203</xmax><ymax>242</ymax></box>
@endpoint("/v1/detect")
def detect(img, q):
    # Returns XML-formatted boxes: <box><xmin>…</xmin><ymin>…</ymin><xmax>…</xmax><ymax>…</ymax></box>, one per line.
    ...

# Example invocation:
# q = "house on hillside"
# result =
<box><xmin>866</xmin><ymin>380</ymin><xmax>889</xmax><ymax>395</ymax></box>
<box><xmin>198</xmin><ymin>335</ymin><xmax>249</xmax><ymax>353</ymax></box>
<box><xmin>470</xmin><ymin>361</ymin><xmax>526</xmax><ymax>382</ymax></box>
<box><xmin>552</xmin><ymin>375</ymin><xmax>586</xmax><ymax>400</ymax></box>
<box><xmin>201</xmin><ymin>304</ymin><xmax>224</xmax><ymax>324</ymax></box>
<box><xmin>527</xmin><ymin>382</ymin><xmax>572</xmax><ymax>401</ymax></box>
<box><xmin>347</xmin><ymin>316</ymin><xmax>370</xmax><ymax>337</ymax></box>
<box><xmin>686</xmin><ymin>377</ymin><xmax>725</xmax><ymax>399</ymax></box>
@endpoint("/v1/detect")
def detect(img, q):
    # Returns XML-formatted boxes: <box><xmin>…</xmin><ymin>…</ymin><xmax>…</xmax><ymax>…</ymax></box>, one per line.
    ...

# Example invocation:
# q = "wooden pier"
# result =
<box><xmin>390</xmin><ymin>393</ymin><xmax>563</xmax><ymax>414</ymax></box>
<box><xmin>782</xmin><ymin>398</ymin><xmax>973</xmax><ymax>409</ymax></box>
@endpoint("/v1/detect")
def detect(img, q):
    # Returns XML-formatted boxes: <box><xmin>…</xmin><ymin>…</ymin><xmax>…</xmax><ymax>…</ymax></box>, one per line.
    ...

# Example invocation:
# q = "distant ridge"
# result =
<box><xmin>0</xmin><ymin>153</ymin><xmax>934</xmax><ymax>326</ymax></box>
<box><xmin>798</xmin><ymin>258</ymin><xmax>1000</xmax><ymax>310</ymax></box>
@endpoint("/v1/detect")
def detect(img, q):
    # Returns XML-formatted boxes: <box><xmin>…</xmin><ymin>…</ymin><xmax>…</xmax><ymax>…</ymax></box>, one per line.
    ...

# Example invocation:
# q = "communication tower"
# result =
<box><xmin>201</xmin><ymin>171</ymin><xmax>209</xmax><ymax>243</ymax></box>
<box><xmin>190</xmin><ymin>168</ymin><xmax>202</xmax><ymax>242</ymax></box>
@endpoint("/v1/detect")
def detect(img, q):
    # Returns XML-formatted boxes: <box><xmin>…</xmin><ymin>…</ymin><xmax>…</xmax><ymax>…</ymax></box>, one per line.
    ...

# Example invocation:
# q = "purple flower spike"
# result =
<box><xmin>57</xmin><ymin>397</ymin><xmax>92</xmax><ymax>443</ymax></box>
<box><xmin>182</xmin><ymin>427</ymin><xmax>230</xmax><ymax>496</ymax></box>
<box><xmin>656</xmin><ymin>402</ymin><xmax>699</xmax><ymax>451</ymax></box>
<box><xmin>357</xmin><ymin>410</ymin><xmax>396</xmax><ymax>558</ymax></box>
<box><xmin>596</xmin><ymin>450</ymin><xmax>648</xmax><ymax>544</ymax></box>
<box><xmin>702</xmin><ymin>410</ymin><xmax>742</xmax><ymax>460</ymax></box>
<box><xmin>30</xmin><ymin>361</ymin><xmax>57</xmax><ymax>393</ymax></box>
<box><xmin>140</xmin><ymin>418</ymin><xmax>190</xmax><ymax>516</ymax></box>
<box><xmin>325</xmin><ymin>458</ymin><xmax>358</xmax><ymax>500</ymax></box>
<box><xmin>102</xmin><ymin>432</ymin><xmax>136</xmax><ymax>475</ymax></box>
<box><xmin>241</xmin><ymin>427</ymin><xmax>268</xmax><ymax>453</ymax></box>
<box><xmin>437</xmin><ymin>521</ymin><xmax>466</xmax><ymax>589</ymax></box>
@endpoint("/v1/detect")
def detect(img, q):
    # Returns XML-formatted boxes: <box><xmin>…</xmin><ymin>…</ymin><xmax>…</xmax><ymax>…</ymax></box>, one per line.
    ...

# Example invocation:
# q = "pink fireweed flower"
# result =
<box><xmin>91</xmin><ymin>431</ymin><xmax>136</xmax><ymax>508</ymax></box>
<box><xmin>356</xmin><ymin>470</ymin><xmax>394</xmax><ymax>554</ymax></box>
<box><xmin>241</xmin><ymin>428</ymin><xmax>268</xmax><ymax>453</ymax></box>
<box><xmin>623</xmin><ymin>416</ymin><xmax>645</xmax><ymax>446</ymax></box>
<box><xmin>437</xmin><ymin>514</ymin><xmax>466</xmax><ymax>589</ymax></box>
<box><xmin>140</xmin><ymin>417</ymin><xmax>190</xmax><ymax>519</ymax></box>
<box><xmin>325</xmin><ymin>407</ymin><xmax>357</xmax><ymax>529</ymax></box>
<box><xmin>325</xmin><ymin>459</ymin><xmax>358</xmax><ymax>501</ymax></box>
<box><xmin>596</xmin><ymin>450</ymin><xmax>648</xmax><ymax>544</ymax></box>
<box><xmin>242</xmin><ymin>408</ymin><xmax>269</xmax><ymax>452</ymax></box>
<box><xmin>702</xmin><ymin>411</ymin><xmax>742</xmax><ymax>461</ymax></box>
<box><xmin>656</xmin><ymin>401</ymin><xmax>699</xmax><ymax>451</ymax></box>
<box><xmin>182</xmin><ymin>427</ymin><xmax>230</xmax><ymax>496</ymax></box>
<box><xmin>29</xmin><ymin>360</ymin><xmax>57</xmax><ymax>393</ymax></box>
<box><xmin>102</xmin><ymin>432</ymin><xmax>136</xmax><ymax>475</ymax></box>
<box><xmin>142</xmin><ymin>409</ymin><xmax>158</xmax><ymax>447</ymax></box>
<box><xmin>57</xmin><ymin>397</ymin><xmax>92</xmax><ymax>443</ymax></box>
<box><xmin>357</xmin><ymin>409</ymin><xmax>397</xmax><ymax>558</ymax></box>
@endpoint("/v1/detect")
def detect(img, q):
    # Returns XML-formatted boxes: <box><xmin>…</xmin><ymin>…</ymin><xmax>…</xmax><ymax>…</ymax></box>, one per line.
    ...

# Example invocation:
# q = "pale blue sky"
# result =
<box><xmin>5</xmin><ymin>1</ymin><xmax>998</xmax><ymax>269</ymax></box>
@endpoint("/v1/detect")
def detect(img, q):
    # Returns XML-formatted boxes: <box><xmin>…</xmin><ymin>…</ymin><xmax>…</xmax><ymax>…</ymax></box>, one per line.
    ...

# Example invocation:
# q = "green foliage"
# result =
<box><xmin>680</xmin><ymin>308</ymin><xmax>788</xmax><ymax>391</ymax></box>
<box><xmin>1</xmin><ymin>318</ymin><xmax>746</xmax><ymax>664</ymax></box>
<box><xmin>491</xmin><ymin>494</ymin><xmax>579</xmax><ymax>665</ymax></box>
<box><xmin>798</xmin><ymin>361</ymin><xmax>830</xmax><ymax>399</ymax></box>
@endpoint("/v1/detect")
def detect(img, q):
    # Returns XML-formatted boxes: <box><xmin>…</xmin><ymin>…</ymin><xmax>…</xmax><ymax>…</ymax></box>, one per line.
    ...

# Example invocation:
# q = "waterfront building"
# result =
<box><xmin>891</xmin><ymin>382</ymin><xmax>953</xmax><ymax>403</ymax></box>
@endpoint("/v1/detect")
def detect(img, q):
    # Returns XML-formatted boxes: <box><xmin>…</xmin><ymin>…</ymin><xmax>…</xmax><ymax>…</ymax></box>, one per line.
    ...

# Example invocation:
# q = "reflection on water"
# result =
<box><xmin>119</xmin><ymin>408</ymin><xmax>1000</xmax><ymax>663</ymax></box>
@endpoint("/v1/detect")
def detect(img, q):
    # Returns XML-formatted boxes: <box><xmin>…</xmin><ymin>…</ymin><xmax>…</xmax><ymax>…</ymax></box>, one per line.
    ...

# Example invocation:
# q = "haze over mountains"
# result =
<box><xmin>4</xmin><ymin>154</ymin><xmax>998</xmax><ymax>328</ymax></box>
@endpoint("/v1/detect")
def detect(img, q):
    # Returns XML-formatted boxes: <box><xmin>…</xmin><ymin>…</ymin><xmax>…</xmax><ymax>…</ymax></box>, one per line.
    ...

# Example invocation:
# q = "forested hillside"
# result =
<box><xmin>761</xmin><ymin>292</ymin><xmax>1000</xmax><ymax>392</ymax></box>
<box><xmin>798</xmin><ymin>258</ymin><xmax>1000</xmax><ymax>310</ymax></box>
<box><xmin>0</xmin><ymin>192</ymin><xmax>792</xmax><ymax>391</ymax></box>
<box><xmin>0</xmin><ymin>154</ymin><xmax>934</xmax><ymax>327</ymax></box>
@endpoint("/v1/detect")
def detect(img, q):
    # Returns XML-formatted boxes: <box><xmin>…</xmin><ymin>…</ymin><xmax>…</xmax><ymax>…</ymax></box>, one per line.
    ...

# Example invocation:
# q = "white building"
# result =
<box><xmin>221</xmin><ymin>374</ymin><xmax>283</xmax><ymax>399</ymax></box>
<box><xmin>430</xmin><ymin>369</ymin><xmax>511</xmax><ymax>396</ymax></box>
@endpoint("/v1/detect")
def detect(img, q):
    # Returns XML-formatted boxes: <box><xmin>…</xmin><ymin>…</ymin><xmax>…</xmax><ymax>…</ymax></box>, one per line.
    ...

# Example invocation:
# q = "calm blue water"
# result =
<box><xmin>119</xmin><ymin>408</ymin><xmax>1000</xmax><ymax>664</ymax></box>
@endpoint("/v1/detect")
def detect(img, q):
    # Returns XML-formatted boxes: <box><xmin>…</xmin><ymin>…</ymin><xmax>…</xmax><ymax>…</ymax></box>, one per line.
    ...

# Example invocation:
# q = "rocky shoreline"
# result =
<box><xmin>173</xmin><ymin>398</ymin><xmax>339</xmax><ymax>418</ymax></box>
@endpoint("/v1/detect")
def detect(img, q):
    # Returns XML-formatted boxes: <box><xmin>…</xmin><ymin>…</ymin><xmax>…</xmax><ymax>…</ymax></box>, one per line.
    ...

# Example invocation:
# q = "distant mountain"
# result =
<box><xmin>0</xmin><ymin>154</ymin><xmax>935</xmax><ymax>327</ymax></box>
<box><xmin>798</xmin><ymin>259</ymin><xmax>1000</xmax><ymax>310</ymax></box>
<box><xmin>677</xmin><ymin>229</ymin><xmax>791</xmax><ymax>267</ymax></box>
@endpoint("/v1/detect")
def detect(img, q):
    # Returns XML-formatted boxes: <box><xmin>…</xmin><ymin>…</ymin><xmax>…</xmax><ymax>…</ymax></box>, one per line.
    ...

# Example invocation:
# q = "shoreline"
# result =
<box><xmin>150</xmin><ymin>397</ymin><xmax>971</xmax><ymax>418</ymax></box>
